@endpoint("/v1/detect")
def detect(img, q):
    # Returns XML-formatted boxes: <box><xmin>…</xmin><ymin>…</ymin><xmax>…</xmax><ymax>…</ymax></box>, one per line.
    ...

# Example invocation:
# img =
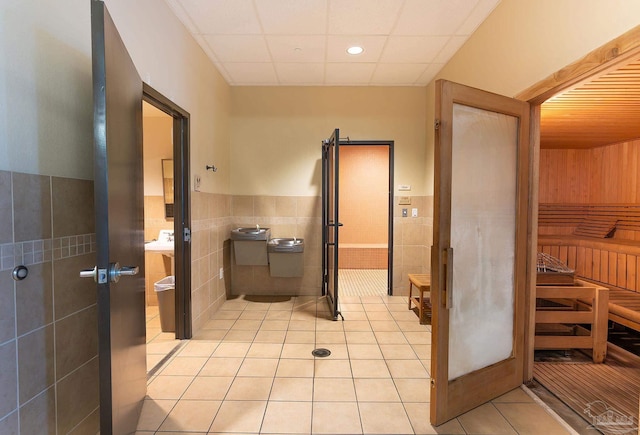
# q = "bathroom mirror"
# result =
<box><xmin>162</xmin><ymin>159</ymin><xmax>174</xmax><ymax>218</ymax></box>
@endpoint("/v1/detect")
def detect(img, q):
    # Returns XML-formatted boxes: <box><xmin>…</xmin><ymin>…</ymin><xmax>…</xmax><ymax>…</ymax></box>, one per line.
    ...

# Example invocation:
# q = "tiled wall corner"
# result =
<box><xmin>0</xmin><ymin>171</ymin><xmax>98</xmax><ymax>434</ymax></box>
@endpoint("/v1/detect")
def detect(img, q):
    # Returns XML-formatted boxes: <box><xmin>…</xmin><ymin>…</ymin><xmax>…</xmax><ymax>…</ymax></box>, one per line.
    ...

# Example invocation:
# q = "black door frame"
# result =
<box><xmin>143</xmin><ymin>84</ymin><xmax>192</xmax><ymax>339</ymax></box>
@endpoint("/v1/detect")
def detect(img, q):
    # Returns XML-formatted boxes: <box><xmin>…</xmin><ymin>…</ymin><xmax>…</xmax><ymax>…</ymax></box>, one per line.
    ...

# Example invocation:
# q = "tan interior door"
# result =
<box><xmin>431</xmin><ymin>80</ymin><xmax>531</xmax><ymax>425</ymax></box>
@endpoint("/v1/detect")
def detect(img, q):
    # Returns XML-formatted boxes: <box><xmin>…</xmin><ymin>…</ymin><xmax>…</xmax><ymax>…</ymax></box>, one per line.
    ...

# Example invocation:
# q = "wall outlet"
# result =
<box><xmin>412</xmin><ymin>208</ymin><xmax>418</xmax><ymax>217</ymax></box>
<box><xmin>402</xmin><ymin>208</ymin><xmax>408</xmax><ymax>217</ymax></box>
<box><xmin>219</xmin><ymin>267</ymin><xmax>224</xmax><ymax>279</ymax></box>
<box><xmin>194</xmin><ymin>174</ymin><xmax>202</xmax><ymax>191</ymax></box>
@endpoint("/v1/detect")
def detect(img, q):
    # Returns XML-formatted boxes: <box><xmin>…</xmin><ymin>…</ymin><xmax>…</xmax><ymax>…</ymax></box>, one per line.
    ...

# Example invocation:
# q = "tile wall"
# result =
<box><xmin>0</xmin><ymin>170</ymin><xmax>99</xmax><ymax>434</ymax></box>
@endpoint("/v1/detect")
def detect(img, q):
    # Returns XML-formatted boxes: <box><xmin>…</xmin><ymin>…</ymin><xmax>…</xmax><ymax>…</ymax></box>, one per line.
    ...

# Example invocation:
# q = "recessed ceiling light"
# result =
<box><xmin>346</xmin><ymin>46</ymin><xmax>364</xmax><ymax>55</ymax></box>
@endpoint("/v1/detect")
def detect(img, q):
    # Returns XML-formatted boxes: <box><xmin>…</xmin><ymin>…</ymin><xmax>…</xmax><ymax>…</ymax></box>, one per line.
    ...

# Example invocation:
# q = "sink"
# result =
<box><xmin>145</xmin><ymin>230</ymin><xmax>174</xmax><ymax>256</ymax></box>
<box><xmin>231</xmin><ymin>226</ymin><xmax>271</xmax><ymax>241</ymax></box>
<box><xmin>268</xmin><ymin>237</ymin><xmax>304</xmax><ymax>253</ymax></box>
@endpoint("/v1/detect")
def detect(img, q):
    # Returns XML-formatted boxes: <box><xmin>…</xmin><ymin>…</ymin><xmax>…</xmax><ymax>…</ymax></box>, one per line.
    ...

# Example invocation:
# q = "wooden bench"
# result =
<box><xmin>408</xmin><ymin>274</ymin><xmax>431</xmax><ymax>324</ymax></box>
<box><xmin>535</xmin><ymin>280</ymin><xmax>609</xmax><ymax>363</ymax></box>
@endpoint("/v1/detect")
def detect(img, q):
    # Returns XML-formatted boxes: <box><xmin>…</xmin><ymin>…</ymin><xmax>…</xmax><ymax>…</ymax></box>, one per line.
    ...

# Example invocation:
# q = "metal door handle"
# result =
<box><xmin>79</xmin><ymin>263</ymin><xmax>139</xmax><ymax>283</ymax></box>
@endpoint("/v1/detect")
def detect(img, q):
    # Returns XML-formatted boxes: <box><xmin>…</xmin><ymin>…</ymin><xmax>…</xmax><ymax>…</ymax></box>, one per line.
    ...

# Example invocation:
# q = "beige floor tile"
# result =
<box><xmin>343</xmin><ymin>311</ymin><xmax>369</xmax><ymax>320</ymax></box>
<box><xmin>359</xmin><ymin>402</ymin><xmax>414</xmax><ymax>434</ymax></box>
<box><xmin>354</xmin><ymin>378</ymin><xmax>401</xmax><ymax>402</ymax></box>
<box><xmin>380</xmin><ymin>344</ymin><xmax>417</xmax><ymax>360</ymax></box>
<box><xmin>230</xmin><ymin>319</ymin><xmax>262</xmax><ymax>330</ymax></box>
<box><xmin>458</xmin><ymin>403</ymin><xmax>517</xmax><ymax>435</ymax></box>
<box><xmin>375</xmin><ymin>331</ymin><xmax>409</xmax><ymax>344</ymax></box>
<box><xmin>285</xmin><ymin>330</ymin><xmax>316</xmax><ymax>343</ymax></box>
<box><xmin>222</xmin><ymin>329</ymin><xmax>257</xmax><ymax>342</ymax></box>
<box><xmin>212</xmin><ymin>342</ymin><xmax>250</xmax><ymax>358</ymax></box>
<box><xmin>136</xmin><ymin>399</ymin><xmax>177</xmax><ymax>431</ymax></box>
<box><xmin>343</xmin><ymin>320</ymin><xmax>372</xmax><ymax>332</ymax></box>
<box><xmin>316</xmin><ymin>320</ymin><xmax>345</xmax><ymax>332</ymax></box>
<box><xmin>177</xmin><ymin>341</ymin><xmax>219</xmax><ymax>357</ymax></box>
<box><xmin>147</xmin><ymin>375</ymin><xmax>193</xmax><ymax>399</ymax></box>
<box><xmin>313</xmin><ymin>378</ymin><xmax>357</xmax><ymax>402</ymax></box>
<box><xmin>391</xmin><ymin>311</ymin><xmax>423</xmax><ymax>322</ymax></box>
<box><xmin>192</xmin><ymin>329</ymin><xmax>227</xmax><ymax>340</ymax></box>
<box><xmin>199</xmin><ymin>357</ymin><xmax>243</xmax><ymax>377</ymax></box>
<box><xmin>160</xmin><ymin>356</ymin><xmax>208</xmax><ymax>376</ymax></box>
<box><xmin>237</xmin><ymin>358</ymin><xmax>279</xmax><ymax>377</ymax></box>
<box><xmin>362</xmin><ymin>302</ymin><xmax>389</xmax><ymax>312</ymax></box>
<box><xmin>411</xmin><ymin>344</ymin><xmax>431</xmax><ymax>360</ymax></box>
<box><xmin>312</xmin><ymin>402</ymin><xmax>363</xmax><ymax>434</ymax></box>
<box><xmin>403</xmin><ymin>403</ymin><xmax>466</xmax><ymax>434</ymax></box>
<box><xmin>211</xmin><ymin>310</ymin><xmax>242</xmax><ymax>320</ymax></box>
<box><xmin>345</xmin><ymin>331</ymin><xmax>378</xmax><ymax>344</ymax></box>
<box><xmin>219</xmin><ymin>301</ymin><xmax>248</xmax><ymax>311</ymax></box>
<box><xmin>225</xmin><ymin>376</ymin><xmax>273</xmax><ymax>400</ymax></box>
<box><xmin>387</xmin><ymin>359</ymin><xmax>429</xmax><ymax>379</ymax></box>
<box><xmin>340</xmin><ymin>303</ymin><xmax>365</xmax><ymax>312</ymax></box>
<box><xmin>269</xmin><ymin>377</ymin><xmax>313</xmax><ymax>401</ymax></box>
<box><xmin>290</xmin><ymin>310</ymin><xmax>318</xmax><ymax>321</ymax></box>
<box><xmin>254</xmin><ymin>329</ymin><xmax>287</xmax><ymax>343</ymax></box>
<box><xmin>281</xmin><ymin>343</ymin><xmax>315</xmax><ymax>359</ymax></box>
<box><xmin>494</xmin><ymin>402</ymin><xmax>572</xmax><ymax>435</ymax></box>
<box><xmin>246</xmin><ymin>342</ymin><xmax>283</xmax><ymax>358</ymax></box>
<box><xmin>315</xmin><ymin>359</ymin><xmax>353</xmax><ymax>378</ymax></box>
<box><xmin>276</xmin><ymin>359</ymin><xmax>314</xmax><ymax>377</ymax></box>
<box><xmin>368</xmin><ymin>312</ymin><xmax>397</xmax><ymax>322</ymax></box>
<box><xmin>347</xmin><ymin>344</ymin><xmax>384</xmax><ymax>359</ymax></box>
<box><xmin>244</xmin><ymin>303</ymin><xmax>270</xmax><ymax>311</ymax></box>
<box><xmin>396</xmin><ymin>321</ymin><xmax>430</xmax><ymax>332</ymax></box>
<box><xmin>202</xmin><ymin>319</ymin><xmax>235</xmax><ymax>330</ymax></box>
<box><xmin>182</xmin><ymin>376</ymin><xmax>233</xmax><ymax>400</ymax></box>
<box><xmin>261</xmin><ymin>401</ymin><xmax>312</xmax><ymax>434</ymax></box>
<box><xmin>340</xmin><ymin>296</ymin><xmax>363</xmax><ymax>303</ymax></box>
<box><xmin>260</xmin><ymin>320</ymin><xmax>290</xmax><ymax>330</ymax></box>
<box><xmin>147</xmin><ymin>353</ymin><xmax>164</xmax><ymax>371</ymax></box>
<box><xmin>288</xmin><ymin>320</ymin><xmax>316</xmax><ymax>331</ymax></box>
<box><xmin>268</xmin><ymin>301</ymin><xmax>295</xmax><ymax>311</ymax></box>
<box><xmin>316</xmin><ymin>331</ymin><xmax>346</xmax><ymax>343</ymax></box>
<box><xmin>147</xmin><ymin>340</ymin><xmax>182</xmax><ymax>355</ymax></box>
<box><xmin>158</xmin><ymin>399</ymin><xmax>220</xmax><ymax>432</ymax></box>
<box><xmin>315</xmin><ymin>343</ymin><xmax>348</xmax><ymax>359</ymax></box>
<box><xmin>492</xmin><ymin>387</ymin><xmax>534</xmax><ymax>403</ymax></box>
<box><xmin>209</xmin><ymin>400</ymin><xmax>267</xmax><ymax>433</ymax></box>
<box><xmin>394</xmin><ymin>378</ymin><xmax>431</xmax><ymax>403</ymax></box>
<box><xmin>350</xmin><ymin>359</ymin><xmax>391</xmax><ymax>378</ymax></box>
<box><xmin>403</xmin><ymin>331</ymin><xmax>431</xmax><ymax>345</ymax></box>
<box><xmin>264</xmin><ymin>310</ymin><xmax>292</xmax><ymax>321</ymax></box>
<box><xmin>239</xmin><ymin>310</ymin><xmax>267</xmax><ymax>320</ymax></box>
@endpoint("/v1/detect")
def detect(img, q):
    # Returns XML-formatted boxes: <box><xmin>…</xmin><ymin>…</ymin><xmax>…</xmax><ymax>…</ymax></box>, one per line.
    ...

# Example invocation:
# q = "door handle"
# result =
<box><xmin>80</xmin><ymin>262</ymin><xmax>139</xmax><ymax>283</ymax></box>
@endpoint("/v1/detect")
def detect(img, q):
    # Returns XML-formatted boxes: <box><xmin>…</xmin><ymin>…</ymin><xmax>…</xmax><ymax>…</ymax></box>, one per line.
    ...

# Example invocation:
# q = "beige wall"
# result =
<box><xmin>426</xmin><ymin>0</ymin><xmax>640</xmax><ymax>195</ymax></box>
<box><xmin>230</xmin><ymin>86</ymin><xmax>427</xmax><ymax>197</ymax></box>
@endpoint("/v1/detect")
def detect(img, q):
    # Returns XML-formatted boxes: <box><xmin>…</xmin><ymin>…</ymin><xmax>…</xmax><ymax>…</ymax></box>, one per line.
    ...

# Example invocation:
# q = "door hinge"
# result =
<box><xmin>434</xmin><ymin>119</ymin><xmax>441</xmax><ymax>130</ymax></box>
<box><xmin>183</xmin><ymin>227</ymin><xmax>191</xmax><ymax>242</ymax></box>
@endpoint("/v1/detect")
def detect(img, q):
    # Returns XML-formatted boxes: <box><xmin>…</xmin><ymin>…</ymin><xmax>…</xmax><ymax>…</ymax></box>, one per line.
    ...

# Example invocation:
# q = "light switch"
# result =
<box><xmin>194</xmin><ymin>174</ymin><xmax>201</xmax><ymax>191</ymax></box>
<box><xmin>412</xmin><ymin>208</ymin><xmax>418</xmax><ymax>217</ymax></box>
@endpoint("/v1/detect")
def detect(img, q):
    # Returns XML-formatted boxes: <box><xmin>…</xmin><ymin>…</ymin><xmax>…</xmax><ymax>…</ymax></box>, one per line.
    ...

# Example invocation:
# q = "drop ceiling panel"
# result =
<box><xmin>266</xmin><ymin>35</ymin><xmax>326</xmax><ymax>62</ymax></box>
<box><xmin>328</xmin><ymin>0</ymin><xmax>404</xmax><ymax>35</ymax></box>
<box><xmin>275</xmin><ymin>63</ymin><xmax>325</xmax><ymax>84</ymax></box>
<box><xmin>165</xmin><ymin>0</ymin><xmax>501</xmax><ymax>86</ymax></box>
<box><xmin>254</xmin><ymin>0</ymin><xmax>327</xmax><ymax>34</ymax></box>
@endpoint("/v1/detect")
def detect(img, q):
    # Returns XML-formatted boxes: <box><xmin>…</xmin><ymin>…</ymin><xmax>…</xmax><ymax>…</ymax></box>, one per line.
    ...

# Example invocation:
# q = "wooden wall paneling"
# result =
<box><xmin>585</xmin><ymin>248</ymin><xmax>594</xmax><ymax>279</ymax></box>
<box><xmin>618</xmin><ymin>253</ymin><xmax>628</xmax><ymax>288</ymax></box>
<box><xmin>568</xmin><ymin>246</ymin><xmax>577</xmax><ymax>270</ymax></box>
<box><xmin>577</xmin><ymin>246</ymin><xmax>585</xmax><ymax>276</ymax></box>
<box><xmin>592</xmin><ymin>249</ymin><xmax>600</xmax><ymax>280</ymax></box>
<box><xmin>559</xmin><ymin>245</ymin><xmax>568</xmax><ymax>265</ymax></box>
<box><xmin>600</xmin><ymin>250</ymin><xmax>609</xmax><ymax>284</ymax></box>
<box><xmin>637</xmin><ymin>256</ymin><xmax>640</xmax><ymax>292</ymax></box>
<box><xmin>627</xmin><ymin>255</ymin><xmax>637</xmax><ymax>291</ymax></box>
<box><xmin>550</xmin><ymin>245</ymin><xmax>559</xmax><ymax>258</ymax></box>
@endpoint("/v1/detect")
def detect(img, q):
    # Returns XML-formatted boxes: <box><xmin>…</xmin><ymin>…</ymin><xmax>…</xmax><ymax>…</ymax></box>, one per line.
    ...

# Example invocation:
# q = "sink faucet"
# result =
<box><xmin>256</xmin><ymin>224</ymin><xmax>260</xmax><ymax>231</ymax></box>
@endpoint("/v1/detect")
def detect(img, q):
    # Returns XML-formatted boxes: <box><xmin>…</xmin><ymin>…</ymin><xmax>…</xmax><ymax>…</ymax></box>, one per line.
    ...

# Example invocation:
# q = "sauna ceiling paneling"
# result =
<box><xmin>541</xmin><ymin>57</ymin><xmax>640</xmax><ymax>149</ymax></box>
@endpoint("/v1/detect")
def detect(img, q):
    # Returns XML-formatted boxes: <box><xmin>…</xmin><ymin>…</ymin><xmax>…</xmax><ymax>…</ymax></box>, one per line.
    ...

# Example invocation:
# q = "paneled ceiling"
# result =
<box><xmin>164</xmin><ymin>0</ymin><xmax>500</xmax><ymax>86</ymax></box>
<box><xmin>541</xmin><ymin>57</ymin><xmax>640</xmax><ymax>149</ymax></box>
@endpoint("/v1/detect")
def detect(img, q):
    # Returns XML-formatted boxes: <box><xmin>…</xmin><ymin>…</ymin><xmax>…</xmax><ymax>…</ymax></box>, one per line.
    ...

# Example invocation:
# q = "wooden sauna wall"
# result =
<box><xmin>539</xmin><ymin>138</ymin><xmax>640</xmax><ymax>240</ymax></box>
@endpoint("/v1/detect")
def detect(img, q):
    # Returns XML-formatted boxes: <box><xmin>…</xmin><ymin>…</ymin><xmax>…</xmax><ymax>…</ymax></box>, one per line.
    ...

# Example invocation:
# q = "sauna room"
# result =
<box><xmin>533</xmin><ymin>55</ymin><xmax>640</xmax><ymax>427</ymax></box>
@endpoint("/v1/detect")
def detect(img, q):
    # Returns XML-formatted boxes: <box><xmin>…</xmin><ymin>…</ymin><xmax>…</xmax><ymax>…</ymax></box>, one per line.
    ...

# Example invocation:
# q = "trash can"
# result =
<box><xmin>154</xmin><ymin>276</ymin><xmax>175</xmax><ymax>332</ymax></box>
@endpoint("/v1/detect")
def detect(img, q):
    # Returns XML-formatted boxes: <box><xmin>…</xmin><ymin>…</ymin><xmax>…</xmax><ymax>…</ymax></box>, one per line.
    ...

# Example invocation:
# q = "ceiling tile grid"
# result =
<box><xmin>165</xmin><ymin>0</ymin><xmax>501</xmax><ymax>86</ymax></box>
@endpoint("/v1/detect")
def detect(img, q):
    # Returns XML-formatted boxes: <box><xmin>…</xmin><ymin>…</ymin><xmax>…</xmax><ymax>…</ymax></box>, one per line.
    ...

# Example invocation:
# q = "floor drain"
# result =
<box><xmin>312</xmin><ymin>348</ymin><xmax>331</xmax><ymax>358</ymax></box>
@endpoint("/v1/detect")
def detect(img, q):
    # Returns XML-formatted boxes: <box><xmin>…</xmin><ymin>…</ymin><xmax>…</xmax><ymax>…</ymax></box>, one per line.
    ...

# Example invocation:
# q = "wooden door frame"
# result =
<box><xmin>517</xmin><ymin>25</ymin><xmax>640</xmax><ymax>381</ymax></box>
<box><xmin>143</xmin><ymin>84</ymin><xmax>192</xmax><ymax>339</ymax></box>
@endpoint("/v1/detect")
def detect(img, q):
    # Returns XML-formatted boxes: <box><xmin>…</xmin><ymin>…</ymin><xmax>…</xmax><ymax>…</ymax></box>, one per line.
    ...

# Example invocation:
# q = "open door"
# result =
<box><xmin>431</xmin><ymin>80</ymin><xmax>531</xmax><ymax>425</ymax></box>
<box><xmin>322</xmin><ymin>129</ymin><xmax>342</xmax><ymax>320</ymax></box>
<box><xmin>87</xmin><ymin>1</ymin><xmax>147</xmax><ymax>432</ymax></box>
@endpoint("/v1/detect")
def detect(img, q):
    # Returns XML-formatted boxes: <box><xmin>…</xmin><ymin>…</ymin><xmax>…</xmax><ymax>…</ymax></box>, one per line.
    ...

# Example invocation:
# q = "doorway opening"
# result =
<box><xmin>142</xmin><ymin>85</ymin><xmax>192</xmax><ymax>373</ymax></box>
<box><xmin>338</xmin><ymin>144</ymin><xmax>393</xmax><ymax>297</ymax></box>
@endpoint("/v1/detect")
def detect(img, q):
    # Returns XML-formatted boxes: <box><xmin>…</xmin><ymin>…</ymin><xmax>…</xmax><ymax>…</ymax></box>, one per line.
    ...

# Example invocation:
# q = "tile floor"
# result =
<box><xmin>146</xmin><ymin>305</ymin><xmax>180</xmax><ymax>371</ymax></box>
<box><xmin>136</xmin><ymin>295</ymin><xmax>575</xmax><ymax>434</ymax></box>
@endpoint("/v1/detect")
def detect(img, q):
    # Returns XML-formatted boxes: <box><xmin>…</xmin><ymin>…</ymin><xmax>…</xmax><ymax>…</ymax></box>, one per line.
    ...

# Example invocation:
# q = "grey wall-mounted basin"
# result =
<box><xmin>231</xmin><ymin>227</ymin><xmax>271</xmax><ymax>241</ymax></box>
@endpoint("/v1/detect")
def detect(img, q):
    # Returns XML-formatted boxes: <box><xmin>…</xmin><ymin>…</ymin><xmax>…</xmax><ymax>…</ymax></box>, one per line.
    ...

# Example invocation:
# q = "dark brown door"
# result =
<box><xmin>431</xmin><ymin>80</ymin><xmax>531</xmax><ymax>425</ymax></box>
<box><xmin>90</xmin><ymin>1</ymin><xmax>146</xmax><ymax>432</ymax></box>
<box><xmin>322</xmin><ymin>129</ymin><xmax>341</xmax><ymax>320</ymax></box>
